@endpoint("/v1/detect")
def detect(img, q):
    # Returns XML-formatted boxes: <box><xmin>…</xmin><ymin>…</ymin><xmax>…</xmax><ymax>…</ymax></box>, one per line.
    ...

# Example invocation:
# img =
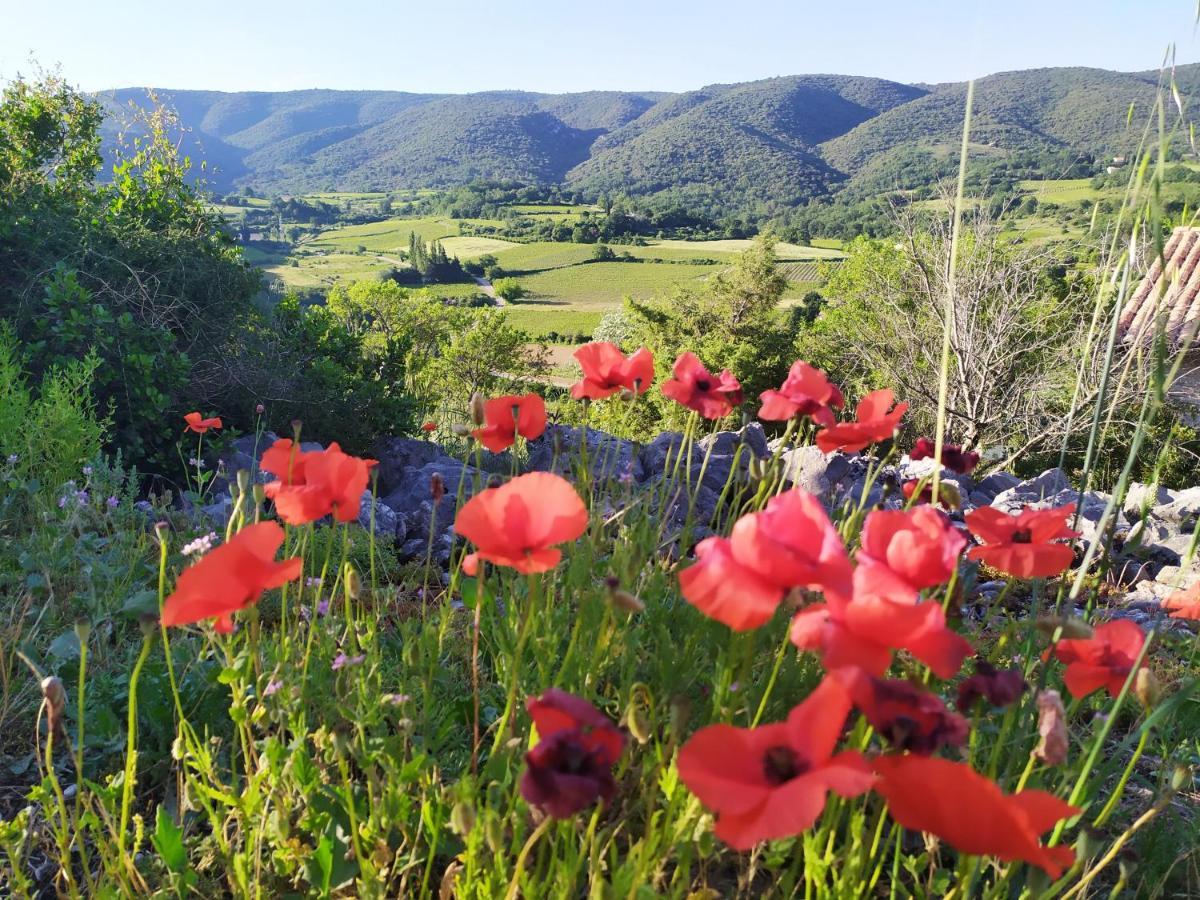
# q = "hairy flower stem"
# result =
<box><xmin>117</xmin><ymin>634</ymin><xmax>152</xmax><ymax>877</ymax></box>
<box><xmin>490</xmin><ymin>574</ymin><xmax>540</xmax><ymax>756</ymax></box>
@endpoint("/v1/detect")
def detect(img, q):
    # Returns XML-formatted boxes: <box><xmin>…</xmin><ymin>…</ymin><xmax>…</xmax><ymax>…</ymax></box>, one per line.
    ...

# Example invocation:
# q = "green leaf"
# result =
<box><xmin>47</xmin><ymin>629</ymin><xmax>81</xmax><ymax>660</ymax></box>
<box><xmin>151</xmin><ymin>806</ymin><xmax>187</xmax><ymax>873</ymax></box>
<box><xmin>120</xmin><ymin>589</ymin><xmax>159</xmax><ymax>618</ymax></box>
<box><xmin>312</xmin><ymin>835</ymin><xmax>333</xmax><ymax>897</ymax></box>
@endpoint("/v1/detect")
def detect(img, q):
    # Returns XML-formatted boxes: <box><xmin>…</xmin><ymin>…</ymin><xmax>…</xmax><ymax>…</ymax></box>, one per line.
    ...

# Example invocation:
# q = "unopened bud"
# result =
<box><xmin>255</xmin><ymin>403</ymin><xmax>265</xmax><ymax>415</ymax></box>
<box><xmin>1034</xmin><ymin>689</ymin><xmax>1068</xmax><ymax>767</ymax></box>
<box><xmin>73</xmin><ymin>617</ymin><xmax>91</xmax><ymax>645</ymax></box>
<box><xmin>41</xmin><ymin>676</ymin><xmax>67</xmax><ymax>739</ymax></box>
<box><xmin>1035</xmin><ymin>615</ymin><xmax>1094</xmax><ymax>642</ymax></box>
<box><xmin>626</xmin><ymin>704</ymin><xmax>651</xmax><ymax>745</ymax></box>
<box><xmin>484</xmin><ymin>816</ymin><xmax>504</xmax><ymax>854</ymax></box>
<box><xmin>668</xmin><ymin>695</ymin><xmax>691</xmax><ymax>743</ymax></box>
<box><xmin>608</xmin><ymin>587</ymin><xmax>645</xmax><ymax>614</ymax></box>
<box><xmin>449</xmin><ymin>800</ymin><xmax>476</xmax><ymax>836</ymax></box>
<box><xmin>619</xmin><ymin>388</ymin><xmax>635</xmax><ymax>402</ymax></box>
<box><xmin>343</xmin><ymin>564</ymin><xmax>361</xmax><ymax>600</ymax></box>
<box><xmin>154</xmin><ymin>521</ymin><xmax>170</xmax><ymax>546</ymax></box>
<box><xmin>1172</xmin><ymin>764</ymin><xmax>1192</xmax><ymax>792</ymax></box>
<box><xmin>252</xmin><ymin>483</ymin><xmax>266</xmax><ymax>504</ymax></box>
<box><xmin>469</xmin><ymin>393</ymin><xmax>486</xmax><ymax>427</ymax></box>
<box><xmin>1076</xmin><ymin>825</ymin><xmax>1103</xmax><ymax>860</ymax></box>
<box><xmin>236</xmin><ymin>469</ymin><xmax>251</xmax><ymax>492</ymax></box>
<box><xmin>291</xmin><ymin>419</ymin><xmax>303</xmax><ymax>439</ymax></box>
<box><xmin>451</xmin><ymin>423</ymin><xmax>471</xmax><ymax>437</ymax></box>
<box><xmin>138</xmin><ymin>613</ymin><xmax>159</xmax><ymax>639</ymax></box>
<box><xmin>430</xmin><ymin>472</ymin><xmax>446</xmax><ymax>503</ymax></box>
<box><xmin>938</xmin><ymin>481</ymin><xmax>963</xmax><ymax>510</ymax></box>
<box><xmin>1134</xmin><ymin>668</ymin><xmax>1161</xmax><ymax>709</ymax></box>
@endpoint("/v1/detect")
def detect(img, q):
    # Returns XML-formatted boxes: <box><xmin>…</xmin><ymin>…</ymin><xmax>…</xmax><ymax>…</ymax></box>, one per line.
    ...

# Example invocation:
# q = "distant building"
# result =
<box><xmin>1119</xmin><ymin>226</ymin><xmax>1200</xmax><ymax>348</ymax></box>
<box><xmin>1112</xmin><ymin>155</ymin><xmax>1127</xmax><ymax>165</ymax></box>
<box><xmin>1120</xmin><ymin>226</ymin><xmax>1200</xmax><ymax>414</ymax></box>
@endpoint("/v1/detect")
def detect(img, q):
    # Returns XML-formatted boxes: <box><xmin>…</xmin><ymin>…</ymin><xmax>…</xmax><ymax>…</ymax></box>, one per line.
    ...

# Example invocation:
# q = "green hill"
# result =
<box><xmin>97</xmin><ymin>64</ymin><xmax>1200</xmax><ymax>212</ymax></box>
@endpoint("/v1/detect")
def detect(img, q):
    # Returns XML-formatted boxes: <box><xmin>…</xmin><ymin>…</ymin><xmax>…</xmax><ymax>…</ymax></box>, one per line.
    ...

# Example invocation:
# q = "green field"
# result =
<box><xmin>240</xmin><ymin>196</ymin><xmax>850</xmax><ymax>337</ymax></box>
<box><xmin>1017</xmin><ymin>178</ymin><xmax>1101</xmax><ymax>204</ymax></box>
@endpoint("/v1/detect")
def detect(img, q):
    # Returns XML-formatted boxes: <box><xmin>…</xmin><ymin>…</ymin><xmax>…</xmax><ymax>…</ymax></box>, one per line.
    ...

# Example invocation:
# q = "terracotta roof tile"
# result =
<box><xmin>1121</xmin><ymin>226</ymin><xmax>1200</xmax><ymax>347</ymax></box>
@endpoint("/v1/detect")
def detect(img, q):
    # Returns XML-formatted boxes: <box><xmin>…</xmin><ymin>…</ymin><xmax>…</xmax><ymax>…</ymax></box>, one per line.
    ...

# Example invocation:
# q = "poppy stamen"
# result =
<box><xmin>1011</xmin><ymin>528</ymin><xmax>1033</xmax><ymax>544</ymax></box>
<box><xmin>762</xmin><ymin>745</ymin><xmax>809</xmax><ymax>785</ymax></box>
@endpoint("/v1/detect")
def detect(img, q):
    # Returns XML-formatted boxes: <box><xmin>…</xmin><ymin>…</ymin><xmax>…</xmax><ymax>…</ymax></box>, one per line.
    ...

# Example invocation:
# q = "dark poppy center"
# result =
<box><xmin>695</xmin><ymin>378</ymin><xmax>712</xmax><ymax>392</ymax></box>
<box><xmin>762</xmin><ymin>745</ymin><xmax>809</xmax><ymax>785</ymax></box>
<box><xmin>1011</xmin><ymin>528</ymin><xmax>1033</xmax><ymax>544</ymax></box>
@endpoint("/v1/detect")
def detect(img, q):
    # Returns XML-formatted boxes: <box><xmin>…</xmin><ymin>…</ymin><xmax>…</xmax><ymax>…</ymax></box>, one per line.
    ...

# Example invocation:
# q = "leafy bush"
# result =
<box><xmin>492</xmin><ymin>277</ymin><xmax>525</xmax><ymax>301</ymax></box>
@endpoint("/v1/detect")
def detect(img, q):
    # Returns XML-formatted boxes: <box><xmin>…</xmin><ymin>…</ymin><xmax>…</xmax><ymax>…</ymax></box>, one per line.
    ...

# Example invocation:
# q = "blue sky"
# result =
<box><xmin>2</xmin><ymin>0</ymin><xmax>1198</xmax><ymax>93</ymax></box>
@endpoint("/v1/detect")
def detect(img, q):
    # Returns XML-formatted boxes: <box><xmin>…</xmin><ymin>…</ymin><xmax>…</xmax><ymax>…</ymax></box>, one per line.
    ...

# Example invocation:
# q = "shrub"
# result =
<box><xmin>492</xmin><ymin>277</ymin><xmax>525</xmax><ymax>301</ymax></box>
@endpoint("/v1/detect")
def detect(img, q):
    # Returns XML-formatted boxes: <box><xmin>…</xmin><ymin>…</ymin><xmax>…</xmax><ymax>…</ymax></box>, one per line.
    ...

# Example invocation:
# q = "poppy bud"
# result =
<box><xmin>1076</xmin><ymin>825</ymin><xmax>1104</xmax><ymax>860</ymax></box>
<box><xmin>154</xmin><ymin>521</ymin><xmax>170</xmax><ymax>546</ymax></box>
<box><xmin>252</xmin><ymin>483</ymin><xmax>266</xmax><ymax>505</ymax></box>
<box><xmin>469</xmin><ymin>393</ymin><xmax>486</xmax><ymax>426</ymax></box>
<box><xmin>1171</xmin><ymin>764</ymin><xmax>1192</xmax><ymax>792</ymax></box>
<box><xmin>484</xmin><ymin>815</ymin><xmax>504</xmax><ymax>854</ymax></box>
<box><xmin>1134</xmin><ymin>668</ymin><xmax>1161</xmax><ymax>709</ymax></box>
<box><xmin>451</xmin><ymin>423</ymin><xmax>471</xmax><ymax>437</ymax></box>
<box><xmin>430</xmin><ymin>472</ymin><xmax>446</xmax><ymax>503</ymax></box>
<box><xmin>343</xmin><ymin>563</ymin><xmax>361</xmax><ymax>600</ymax></box>
<box><xmin>255</xmin><ymin>403</ymin><xmax>265</xmax><ymax>415</ymax></box>
<box><xmin>618</xmin><ymin>388</ymin><xmax>635</xmax><ymax>402</ymax></box>
<box><xmin>236</xmin><ymin>469</ymin><xmax>251</xmax><ymax>492</ymax></box>
<box><xmin>747</xmin><ymin>456</ymin><xmax>764</xmax><ymax>481</ymax></box>
<box><xmin>625</xmin><ymin>703</ymin><xmax>651</xmax><ymax>745</ymax></box>
<box><xmin>449</xmin><ymin>800</ymin><xmax>476</xmax><ymax>836</ymax></box>
<box><xmin>73</xmin><ymin>617</ymin><xmax>91</xmax><ymax>645</ymax></box>
<box><xmin>291</xmin><ymin>419</ymin><xmax>303</xmax><ymax>439</ymax></box>
<box><xmin>1033</xmin><ymin>689</ymin><xmax>1068</xmax><ymax>766</ymax></box>
<box><xmin>41</xmin><ymin>676</ymin><xmax>67</xmax><ymax>740</ymax></box>
<box><xmin>138</xmin><ymin>612</ymin><xmax>159</xmax><ymax>639</ymax></box>
<box><xmin>1035</xmin><ymin>615</ymin><xmax>1094</xmax><ymax>642</ymax></box>
<box><xmin>605</xmin><ymin>577</ymin><xmax>645</xmax><ymax>614</ymax></box>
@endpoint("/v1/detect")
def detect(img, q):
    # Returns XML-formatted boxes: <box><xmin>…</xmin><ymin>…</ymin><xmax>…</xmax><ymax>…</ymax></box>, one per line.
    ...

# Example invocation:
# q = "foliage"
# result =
<box><xmin>0</xmin><ymin>75</ymin><xmax>260</xmax><ymax>470</ymax></box>
<box><xmin>490</xmin><ymin>277</ymin><xmax>524</xmax><ymax>301</ymax></box>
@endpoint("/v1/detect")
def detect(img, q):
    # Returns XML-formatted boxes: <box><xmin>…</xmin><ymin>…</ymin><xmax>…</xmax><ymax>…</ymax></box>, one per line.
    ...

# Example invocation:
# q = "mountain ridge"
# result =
<box><xmin>97</xmin><ymin>63</ymin><xmax>1200</xmax><ymax>212</ymax></box>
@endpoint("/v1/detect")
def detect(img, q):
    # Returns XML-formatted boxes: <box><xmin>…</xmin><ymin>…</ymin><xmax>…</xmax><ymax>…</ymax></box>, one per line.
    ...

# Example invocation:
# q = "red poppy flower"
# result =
<box><xmin>184</xmin><ymin>412</ymin><xmax>223</xmax><ymax>434</ymax></box>
<box><xmin>455</xmin><ymin>471</ymin><xmax>588</xmax><ymax>575</ymax></box>
<box><xmin>471</xmin><ymin>394</ymin><xmax>547</xmax><ymax>453</ymax></box>
<box><xmin>1052</xmin><ymin>619</ymin><xmax>1145</xmax><ymax>699</ymax></box>
<box><xmin>421</xmin><ymin>421</ymin><xmax>437</xmax><ymax>433</ymax></box>
<box><xmin>660</xmin><ymin>352</ymin><xmax>743</xmax><ymax>419</ymax></box>
<box><xmin>677</xmin><ymin>675</ymin><xmax>873</xmax><ymax>849</ymax></box>
<box><xmin>815</xmin><ymin>389</ymin><xmax>908</xmax><ymax>454</ymax></box>
<box><xmin>161</xmin><ymin>521</ymin><xmax>302</xmax><ymax>633</ymax></box>
<box><xmin>910</xmin><ymin>437</ymin><xmax>980</xmax><ymax>475</ymax></box>
<box><xmin>965</xmin><ymin>504</ymin><xmax>1079</xmax><ymax>579</ymax></box>
<box><xmin>571</xmin><ymin>342</ymin><xmax>655</xmax><ymax>400</ymax></box>
<box><xmin>758</xmin><ymin>361</ymin><xmax>845</xmax><ymax>426</ymax></box>
<box><xmin>836</xmin><ymin>667</ymin><xmax>968</xmax><ymax>755</ymax></box>
<box><xmin>956</xmin><ymin>659</ymin><xmax>1028</xmax><ymax>711</ymax></box>
<box><xmin>678</xmin><ymin>490</ymin><xmax>852</xmax><ymax>631</ymax></box>
<box><xmin>521</xmin><ymin>689</ymin><xmax>626</xmax><ymax>818</ymax></box>
<box><xmin>790</xmin><ymin>566</ymin><xmax>973</xmax><ymax>679</ymax></box>
<box><xmin>1162</xmin><ymin>582</ymin><xmax>1200</xmax><ymax>619</ymax></box>
<box><xmin>873</xmin><ymin>754</ymin><xmax>1077</xmax><ymax>878</ymax></box>
<box><xmin>261</xmin><ymin>439</ymin><xmax>377</xmax><ymax>525</ymax></box>
<box><xmin>858</xmin><ymin>506</ymin><xmax>965</xmax><ymax>593</ymax></box>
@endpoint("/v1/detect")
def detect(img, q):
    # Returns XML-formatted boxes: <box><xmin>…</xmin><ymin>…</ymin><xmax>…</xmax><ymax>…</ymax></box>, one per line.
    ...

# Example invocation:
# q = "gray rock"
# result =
<box><xmin>382</xmin><ymin>460</ymin><xmax>481</xmax><ymax>542</ymax></box>
<box><xmin>639</xmin><ymin>431</ymin><xmax>686</xmax><ymax>479</ymax></box>
<box><xmin>358</xmin><ymin>492</ymin><xmax>406</xmax><ymax>543</ymax></box>
<box><xmin>779</xmin><ymin>446</ymin><xmax>852</xmax><ymax>500</ymax></box>
<box><xmin>526</xmin><ymin>425</ymin><xmax>643</xmax><ymax>483</ymax></box>
<box><xmin>990</xmin><ymin>468</ymin><xmax>1070</xmax><ymax>512</ymax></box>
<box><xmin>373</xmin><ymin>436</ymin><xmax>446</xmax><ymax>495</ymax></box>
<box><xmin>1124</xmin><ymin>482</ymin><xmax>1175</xmax><ymax>515</ymax></box>
<box><xmin>200</xmin><ymin>495</ymin><xmax>233</xmax><ymax>525</ymax></box>
<box><xmin>968</xmin><ymin>471</ymin><xmax>1022</xmax><ymax>508</ymax></box>
<box><xmin>698</xmin><ymin>423</ymin><xmax>769</xmax><ymax>459</ymax></box>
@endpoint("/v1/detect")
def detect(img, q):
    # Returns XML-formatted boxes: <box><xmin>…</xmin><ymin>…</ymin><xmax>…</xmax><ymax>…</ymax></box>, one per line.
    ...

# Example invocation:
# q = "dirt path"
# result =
<box><xmin>472</xmin><ymin>275</ymin><xmax>503</xmax><ymax>306</ymax></box>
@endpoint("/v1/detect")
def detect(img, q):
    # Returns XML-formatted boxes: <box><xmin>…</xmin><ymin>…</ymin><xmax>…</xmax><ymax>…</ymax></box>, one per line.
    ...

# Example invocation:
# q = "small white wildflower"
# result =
<box><xmin>181</xmin><ymin>532</ymin><xmax>218</xmax><ymax>557</ymax></box>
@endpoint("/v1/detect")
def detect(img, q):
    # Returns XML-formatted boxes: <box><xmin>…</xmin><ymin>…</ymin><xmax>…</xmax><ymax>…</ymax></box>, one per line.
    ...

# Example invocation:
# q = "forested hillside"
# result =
<box><xmin>99</xmin><ymin>64</ymin><xmax>1200</xmax><ymax>212</ymax></box>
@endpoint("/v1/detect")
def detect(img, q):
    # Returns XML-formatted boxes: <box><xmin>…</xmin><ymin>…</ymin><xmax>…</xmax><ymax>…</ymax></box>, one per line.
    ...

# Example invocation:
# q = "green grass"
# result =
<box><xmin>491</xmin><ymin>242</ymin><xmax>598</xmax><ymax>273</ymax></box>
<box><xmin>646</xmin><ymin>238</ymin><xmax>844</xmax><ymax>260</ymax></box>
<box><xmin>263</xmin><ymin>251</ymin><xmax>393</xmax><ymax>288</ymax></box>
<box><xmin>518</xmin><ymin>260</ymin><xmax>715</xmax><ymax>309</ymax></box>
<box><xmin>439</xmin><ymin>235</ymin><xmax>520</xmax><ymax>259</ymax></box>
<box><xmin>1017</xmin><ymin>177</ymin><xmax>1101</xmax><ymax>204</ymax></box>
